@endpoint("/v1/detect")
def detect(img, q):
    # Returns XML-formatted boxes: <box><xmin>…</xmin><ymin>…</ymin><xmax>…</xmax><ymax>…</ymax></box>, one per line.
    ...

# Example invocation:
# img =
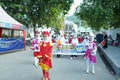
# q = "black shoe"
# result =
<box><xmin>56</xmin><ymin>55</ymin><xmax>60</xmax><ymax>58</ymax></box>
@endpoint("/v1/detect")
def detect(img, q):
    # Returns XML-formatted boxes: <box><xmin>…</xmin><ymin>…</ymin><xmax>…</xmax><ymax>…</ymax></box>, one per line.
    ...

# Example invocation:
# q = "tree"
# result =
<box><xmin>75</xmin><ymin>0</ymin><xmax>120</xmax><ymax>31</ymax></box>
<box><xmin>0</xmin><ymin>0</ymin><xmax>73</xmax><ymax>33</ymax></box>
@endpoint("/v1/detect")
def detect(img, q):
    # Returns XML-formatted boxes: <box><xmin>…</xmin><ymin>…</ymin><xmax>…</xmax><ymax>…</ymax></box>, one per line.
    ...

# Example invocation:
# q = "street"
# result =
<box><xmin>0</xmin><ymin>47</ymin><xmax>116</xmax><ymax>80</ymax></box>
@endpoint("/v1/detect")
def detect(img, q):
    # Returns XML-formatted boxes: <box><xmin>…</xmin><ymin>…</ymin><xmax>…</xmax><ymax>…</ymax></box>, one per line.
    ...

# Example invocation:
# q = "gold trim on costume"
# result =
<box><xmin>50</xmin><ymin>42</ymin><xmax>54</xmax><ymax>46</ymax></box>
<box><xmin>45</xmin><ymin>55</ymin><xmax>51</xmax><ymax>59</ymax></box>
<box><xmin>39</xmin><ymin>62</ymin><xmax>51</xmax><ymax>71</ymax></box>
<box><xmin>37</xmin><ymin>55</ymin><xmax>42</xmax><ymax>58</ymax></box>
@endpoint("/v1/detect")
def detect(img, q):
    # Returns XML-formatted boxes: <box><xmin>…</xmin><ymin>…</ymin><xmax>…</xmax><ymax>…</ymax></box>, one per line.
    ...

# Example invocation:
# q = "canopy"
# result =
<box><xmin>0</xmin><ymin>6</ymin><xmax>26</xmax><ymax>30</ymax></box>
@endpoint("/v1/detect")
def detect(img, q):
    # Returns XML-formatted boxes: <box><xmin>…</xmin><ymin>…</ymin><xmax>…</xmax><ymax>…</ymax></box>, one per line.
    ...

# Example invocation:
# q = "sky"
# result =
<box><xmin>67</xmin><ymin>0</ymin><xmax>83</xmax><ymax>16</ymax></box>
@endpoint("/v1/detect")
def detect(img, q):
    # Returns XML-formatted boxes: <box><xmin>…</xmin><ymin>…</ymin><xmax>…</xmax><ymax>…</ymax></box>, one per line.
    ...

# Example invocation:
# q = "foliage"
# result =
<box><xmin>2</xmin><ymin>34</ymin><xmax>9</xmax><ymax>38</ymax></box>
<box><xmin>0</xmin><ymin>0</ymin><xmax>73</xmax><ymax>33</ymax></box>
<box><xmin>65</xmin><ymin>15</ymin><xmax>81</xmax><ymax>26</ymax></box>
<box><xmin>75</xmin><ymin>0</ymin><xmax>120</xmax><ymax>31</ymax></box>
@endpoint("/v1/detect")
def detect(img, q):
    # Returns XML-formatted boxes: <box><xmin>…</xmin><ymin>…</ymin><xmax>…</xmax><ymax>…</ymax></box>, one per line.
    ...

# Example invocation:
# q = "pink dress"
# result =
<box><xmin>31</xmin><ymin>38</ymin><xmax>40</xmax><ymax>57</ymax></box>
<box><xmin>84</xmin><ymin>41</ymin><xmax>97</xmax><ymax>63</ymax></box>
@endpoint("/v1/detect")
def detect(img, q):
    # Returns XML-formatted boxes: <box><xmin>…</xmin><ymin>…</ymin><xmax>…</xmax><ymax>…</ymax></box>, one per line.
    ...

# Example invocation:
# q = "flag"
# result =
<box><xmin>101</xmin><ymin>40</ymin><xmax>106</xmax><ymax>46</ymax></box>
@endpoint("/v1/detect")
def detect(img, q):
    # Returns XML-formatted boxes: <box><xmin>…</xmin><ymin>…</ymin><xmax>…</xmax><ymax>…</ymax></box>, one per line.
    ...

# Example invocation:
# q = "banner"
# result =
<box><xmin>3</xmin><ymin>22</ymin><xmax>12</xmax><ymax>28</ymax></box>
<box><xmin>53</xmin><ymin>44</ymin><xmax>86</xmax><ymax>55</ymax></box>
<box><xmin>0</xmin><ymin>38</ymin><xmax>25</xmax><ymax>53</ymax></box>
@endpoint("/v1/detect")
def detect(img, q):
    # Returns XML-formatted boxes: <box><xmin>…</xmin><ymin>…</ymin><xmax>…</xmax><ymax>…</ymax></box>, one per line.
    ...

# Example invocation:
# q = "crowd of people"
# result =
<box><xmin>30</xmin><ymin>29</ymin><xmax>120</xmax><ymax>79</ymax></box>
<box><xmin>96</xmin><ymin>31</ymin><xmax>120</xmax><ymax>48</ymax></box>
<box><xmin>51</xmin><ymin>33</ymin><xmax>87</xmax><ymax>59</ymax></box>
<box><xmin>25</xmin><ymin>29</ymin><xmax>120</xmax><ymax>80</ymax></box>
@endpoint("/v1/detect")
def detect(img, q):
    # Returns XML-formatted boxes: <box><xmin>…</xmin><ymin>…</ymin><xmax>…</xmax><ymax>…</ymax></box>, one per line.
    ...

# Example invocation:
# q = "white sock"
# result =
<box><xmin>86</xmin><ymin>59</ymin><xmax>89</xmax><ymax>73</ymax></box>
<box><xmin>92</xmin><ymin>64</ymin><xmax>95</xmax><ymax>73</ymax></box>
<box><xmin>34</xmin><ymin>57</ymin><xmax>38</xmax><ymax>66</ymax></box>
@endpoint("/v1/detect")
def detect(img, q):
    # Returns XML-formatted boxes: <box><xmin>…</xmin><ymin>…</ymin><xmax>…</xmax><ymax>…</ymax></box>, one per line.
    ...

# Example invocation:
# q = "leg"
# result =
<box><xmin>56</xmin><ymin>54</ymin><xmax>60</xmax><ymax>58</ymax></box>
<box><xmin>73</xmin><ymin>55</ymin><xmax>77</xmax><ymax>59</ymax></box>
<box><xmin>46</xmin><ymin>71</ymin><xmax>50</xmax><ymax>80</ymax></box>
<box><xmin>44</xmin><ymin>71</ymin><xmax>50</xmax><ymax>80</ymax></box>
<box><xmin>42</xmin><ymin>70</ymin><xmax>46</xmax><ymax>80</ymax></box>
<box><xmin>34</xmin><ymin>57</ymin><xmax>38</xmax><ymax>67</ymax></box>
<box><xmin>92</xmin><ymin>63</ymin><xmax>95</xmax><ymax>74</ymax></box>
<box><xmin>70</xmin><ymin>55</ymin><xmax>73</xmax><ymax>59</ymax></box>
<box><xmin>75</xmin><ymin>55</ymin><xmax>77</xmax><ymax>58</ymax></box>
<box><xmin>86</xmin><ymin>59</ymin><xmax>89</xmax><ymax>73</ymax></box>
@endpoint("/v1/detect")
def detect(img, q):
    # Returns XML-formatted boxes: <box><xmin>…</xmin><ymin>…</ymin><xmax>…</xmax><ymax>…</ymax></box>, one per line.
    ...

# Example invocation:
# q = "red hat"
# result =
<box><xmin>35</xmin><ymin>31</ymin><xmax>40</xmax><ymax>36</ymax></box>
<box><xmin>43</xmin><ymin>31</ymin><xmax>50</xmax><ymax>36</ymax></box>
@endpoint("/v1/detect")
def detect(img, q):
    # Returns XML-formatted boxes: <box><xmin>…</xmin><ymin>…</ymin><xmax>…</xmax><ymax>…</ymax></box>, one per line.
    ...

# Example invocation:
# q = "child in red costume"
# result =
<box><xmin>37</xmin><ymin>31</ymin><xmax>53</xmax><ymax>80</ymax></box>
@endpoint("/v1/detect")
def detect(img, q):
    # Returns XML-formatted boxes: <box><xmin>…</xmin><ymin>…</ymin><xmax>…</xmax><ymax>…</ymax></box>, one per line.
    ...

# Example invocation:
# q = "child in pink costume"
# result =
<box><xmin>84</xmin><ymin>36</ymin><xmax>97</xmax><ymax>74</ymax></box>
<box><xmin>31</xmin><ymin>31</ymin><xmax>41</xmax><ymax>67</ymax></box>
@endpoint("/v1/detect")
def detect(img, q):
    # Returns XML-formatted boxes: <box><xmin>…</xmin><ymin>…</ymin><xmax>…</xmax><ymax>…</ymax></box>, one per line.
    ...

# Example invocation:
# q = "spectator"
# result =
<box><xmin>102</xmin><ymin>32</ymin><xmax>108</xmax><ymax>49</ymax></box>
<box><xmin>96</xmin><ymin>32</ymin><xmax>103</xmax><ymax>44</ymax></box>
<box><xmin>116</xmin><ymin>33</ymin><xmax>120</xmax><ymax>46</ymax></box>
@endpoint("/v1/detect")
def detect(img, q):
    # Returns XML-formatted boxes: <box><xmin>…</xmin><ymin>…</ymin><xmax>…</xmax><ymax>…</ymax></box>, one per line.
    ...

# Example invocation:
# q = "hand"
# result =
<box><xmin>36</xmin><ymin>46</ymin><xmax>39</xmax><ymax>50</ymax></box>
<box><xmin>73</xmin><ymin>44</ymin><xmax>76</xmax><ymax>48</ymax></box>
<box><xmin>91</xmin><ymin>52</ymin><xmax>96</xmax><ymax>56</ymax></box>
<box><xmin>31</xmin><ymin>47</ymin><xmax>34</xmax><ymax>50</ymax></box>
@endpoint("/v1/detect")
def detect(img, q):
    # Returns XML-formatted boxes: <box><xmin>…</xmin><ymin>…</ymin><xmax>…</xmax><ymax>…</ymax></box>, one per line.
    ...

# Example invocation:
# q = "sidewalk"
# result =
<box><xmin>98</xmin><ymin>45</ymin><xmax>120</xmax><ymax>75</ymax></box>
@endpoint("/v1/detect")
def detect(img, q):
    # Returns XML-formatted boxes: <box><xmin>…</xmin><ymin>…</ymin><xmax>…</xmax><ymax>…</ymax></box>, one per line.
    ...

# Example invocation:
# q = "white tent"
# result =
<box><xmin>0</xmin><ymin>6</ymin><xmax>25</xmax><ymax>30</ymax></box>
<box><xmin>0</xmin><ymin>6</ymin><xmax>27</xmax><ymax>53</ymax></box>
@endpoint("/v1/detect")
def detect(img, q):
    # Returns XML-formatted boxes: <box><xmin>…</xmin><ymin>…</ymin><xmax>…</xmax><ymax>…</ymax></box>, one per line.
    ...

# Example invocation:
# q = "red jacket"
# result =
<box><xmin>38</xmin><ymin>41</ymin><xmax>53</xmax><ymax>71</ymax></box>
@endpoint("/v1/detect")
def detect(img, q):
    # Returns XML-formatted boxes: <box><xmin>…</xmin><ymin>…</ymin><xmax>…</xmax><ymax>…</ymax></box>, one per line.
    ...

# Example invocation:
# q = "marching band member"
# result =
<box><xmin>56</xmin><ymin>34</ymin><xmax>62</xmax><ymax>57</ymax></box>
<box><xmin>84</xmin><ymin>36</ymin><xmax>97</xmax><ymax>74</ymax></box>
<box><xmin>70</xmin><ymin>35</ymin><xmax>79</xmax><ymax>59</ymax></box>
<box><xmin>60</xmin><ymin>34</ymin><xmax>68</xmax><ymax>44</ymax></box>
<box><xmin>37</xmin><ymin>30</ymin><xmax>53</xmax><ymax>80</ymax></box>
<box><xmin>31</xmin><ymin>31</ymin><xmax>41</xmax><ymax>67</ymax></box>
<box><xmin>56</xmin><ymin>34</ymin><xmax>68</xmax><ymax>58</ymax></box>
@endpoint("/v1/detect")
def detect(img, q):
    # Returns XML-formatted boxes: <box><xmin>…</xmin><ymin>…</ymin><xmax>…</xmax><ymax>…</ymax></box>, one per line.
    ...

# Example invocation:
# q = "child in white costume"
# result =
<box><xmin>84</xmin><ymin>36</ymin><xmax>97</xmax><ymax>74</ymax></box>
<box><xmin>31</xmin><ymin>31</ymin><xmax>41</xmax><ymax>67</ymax></box>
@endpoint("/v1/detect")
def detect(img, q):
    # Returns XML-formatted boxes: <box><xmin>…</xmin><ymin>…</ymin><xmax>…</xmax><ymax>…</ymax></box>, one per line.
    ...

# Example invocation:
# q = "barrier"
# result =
<box><xmin>0</xmin><ymin>38</ymin><xmax>25</xmax><ymax>53</ymax></box>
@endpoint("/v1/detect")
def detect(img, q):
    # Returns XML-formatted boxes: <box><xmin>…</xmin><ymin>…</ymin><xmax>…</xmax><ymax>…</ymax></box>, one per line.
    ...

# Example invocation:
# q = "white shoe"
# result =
<box><xmin>92</xmin><ymin>71</ymin><xmax>95</xmax><ymax>74</ymax></box>
<box><xmin>86</xmin><ymin>70</ymin><xmax>89</xmax><ymax>74</ymax></box>
<box><xmin>70</xmin><ymin>57</ymin><xmax>73</xmax><ymax>59</ymax></box>
<box><xmin>34</xmin><ymin>64</ymin><xmax>38</xmax><ymax>68</ymax></box>
<box><xmin>73</xmin><ymin>57</ymin><xmax>77</xmax><ymax>59</ymax></box>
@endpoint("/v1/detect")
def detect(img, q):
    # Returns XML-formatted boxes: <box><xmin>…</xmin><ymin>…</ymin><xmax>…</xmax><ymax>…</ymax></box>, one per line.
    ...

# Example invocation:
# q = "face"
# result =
<box><xmin>89</xmin><ymin>37</ymin><xmax>93</xmax><ymax>42</ymax></box>
<box><xmin>43</xmin><ymin>35</ymin><xmax>48</xmax><ymax>41</ymax></box>
<box><xmin>35</xmin><ymin>35</ymin><xmax>38</xmax><ymax>38</ymax></box>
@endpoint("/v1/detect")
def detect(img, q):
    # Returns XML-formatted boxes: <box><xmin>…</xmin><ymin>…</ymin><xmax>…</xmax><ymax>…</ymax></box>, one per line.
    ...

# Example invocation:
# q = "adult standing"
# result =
<box><xmin>96</xmin><ymin>32</ymin><xmax>103</xmax><ymax>44</ymax></box>
<box><xmin>70</xmin><ymin>35</ymin><xmax>79</xmax><ymax>59</ymax></box>
<box><xmin>102</xmin><ymin>32</ymin><xmax>108</xmax><ymax>49</ymax></box>
<box><xmin>56</xmin><ymin>34</ymin><xmax>68</xmax><ymax>58</ymax></box>
<box><xmin>60</xmin><ymin>34</ymin><xmax>68</xmax><ymax>44</ymax></box>
<box><xmin>37</xmin><ymin>31</ymin><xmax>53</xmax><ymax>80</ymax></box>
<box><xmin>116</xmin><ymin>33</ymin><xmax>120</xmax><ymax>46</ymax></box>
